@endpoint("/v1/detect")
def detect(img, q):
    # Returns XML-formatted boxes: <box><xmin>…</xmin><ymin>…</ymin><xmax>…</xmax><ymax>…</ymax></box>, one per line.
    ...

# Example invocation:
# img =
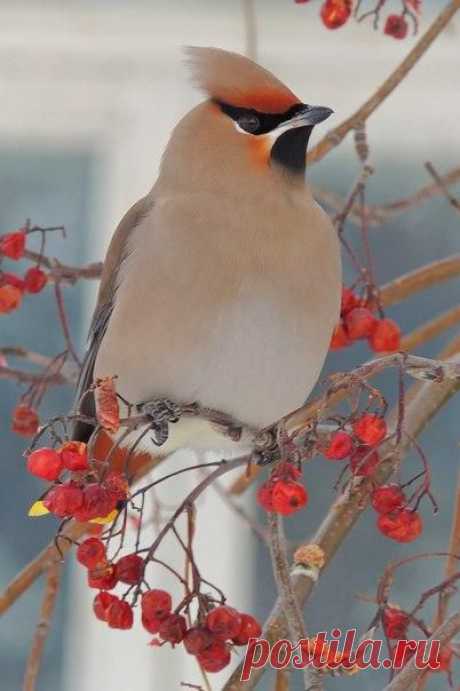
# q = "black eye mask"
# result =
<box><xmin>214</xmin><ymin>100</ymin><xmax>307</xmax><ymax>136</ymax></box>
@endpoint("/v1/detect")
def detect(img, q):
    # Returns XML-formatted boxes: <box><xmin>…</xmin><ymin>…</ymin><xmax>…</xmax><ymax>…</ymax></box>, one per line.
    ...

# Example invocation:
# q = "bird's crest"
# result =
<box><xmin>185</xmin><ymin>46</ymin><xmax>299</xmax><ymax>114</ymax></box>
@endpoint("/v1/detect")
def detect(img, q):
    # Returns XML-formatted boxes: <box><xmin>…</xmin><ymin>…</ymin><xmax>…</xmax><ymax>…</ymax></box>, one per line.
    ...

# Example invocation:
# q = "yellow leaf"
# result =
<box><xmin>28</xmin><ymin>500</ymin><xmax>50</xmax><ymax>517</ymax></box>
<box><xmin>90</xmin><ymin>509</ymin><xmax>118</xmax><ymax>525</ymax></box>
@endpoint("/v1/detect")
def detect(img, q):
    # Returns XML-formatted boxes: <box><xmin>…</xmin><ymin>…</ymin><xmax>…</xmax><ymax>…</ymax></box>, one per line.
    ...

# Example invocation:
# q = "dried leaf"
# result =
<box><xmin>94</xmin><ymin>376</ymin><xmax>120</xmax><ymax>433</ymax></box>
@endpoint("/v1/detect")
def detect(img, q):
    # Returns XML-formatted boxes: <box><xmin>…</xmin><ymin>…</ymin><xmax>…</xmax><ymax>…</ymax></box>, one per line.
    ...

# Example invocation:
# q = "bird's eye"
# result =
<box><xmin>237</xmin><ymin>114</ymin><xmax>260</xmax><ymax>134</ymax></box>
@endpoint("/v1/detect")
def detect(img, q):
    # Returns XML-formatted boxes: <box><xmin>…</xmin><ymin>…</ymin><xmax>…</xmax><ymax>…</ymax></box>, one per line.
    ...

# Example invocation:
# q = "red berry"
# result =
<box><xmin>141</xmin><ymin>589</ymin><xmax>172</xmax><ymax>620</ymax></box>
<box><xmin>0</xmin><ymin>284</ymin><xmax>23</xmax><ymax>314</ymax></box>
<box><xmin>330</xmin><ymin>322</ymin><xmax>351</xmax><ymax>350</ymax></box>
<box><xmin>369</xmin><ymin>318</ymin><xmax>401</xmax><ymax>353</ymax></box>
<box><xmin>115</xmin><ymin>554</ymin><xmax>144</xmax><ymax>585</ymax></box>
<box><xmin>206</xmin><ymin>606</ymin><xmax>242</xmax><ymax>640</ymax></box>
<box><xmin>320</xmin><ymin>0</ymin><xmax>352</xmax><ymax>30</ymax></box>
<box><xmin>183</xmin><ymin>627</ymin><xmax>215</xmax><ymax>655</ymax></box>
<box><xmin>435</xmin><ymin>645</ymin><xmax>453</xmax><ymax>672</ymax></box>
<box><xmin>11</xmin><ymin>404</ymin><xmax>39</xmax><ymax>437</ymax></box>
<box><xmin>24</xmin><ymin>267</ymin><xmax>47</xmax><ymax>293</ymax></box>
<box><xmin>353</xmin><ymin>413</ymin><xmax>387</xmax><ymax>446</ymax></box>
<box><xmin>60</xmin><ymin>441</ymin><xmax>88</xmax><ymax>471</ymax></box>
<box><xmin>345</xmin><ymin>307</ymin><xmax>377</xmax><ymax>340</ymax></box>
<box><xmin>350</xmin><ymin>447</ymin><xmax>380</xmax><ymax>477</ymax></box>
<box><xmin>158</xmin><ymin>613</ymin><xmax>187</xmax><ymax>644</ymax></box>
<box><xmin>74</xmin><ymin>483</ymin><xmax>117</xmax><ymax>521</ymax></box>
<box><xmin>256</xmin><ymin>482</ymin><xmax>274</xmax><ymax>511</ymax></box>
<box><xmin>93</xmin><ymin>591</ymin><xmax>118</xmax><ymax>622</ymax></box>
<box><xmin>142</xmin><ymin>613</ymin><xmax>163</xmax><ymax>634</ymax></box>
<box><xmin>104</xmin><ymin>471</ymin><xmax>129</xmax><ymax>502</ymax></box>
<box><xmin>324</xmin><ymin>431</ymin><xmax>354</xmax><ymax>460</ymax></box>
<box><xmin>43</xmin><ymin>482</ymin><xmax>84</xmax><ymax>517</ymax></box>
<box><xmin>76</xmin><ymin>537</ymin><xmax>106</xmax><ymax>569</ymax></box>
<box><xmin>232</xmin><ymin>614</ymin><xmax>262</xmax><ymax>645</ymax></box>
<box><xmin>383</xmin><ymin>606</ymin><xmax>410</xmax><ymax>639</ymax></box>
<box><xmin>341</xmin><ymin>287</ymin><xmax>360</xmax><ymax>316</ymax></box>
<box><xmin>197</xmin><ymin>639</ymin><xmax>231</xmax><ymax>673</ymax></box>
<box><xmin>26</xmin><ymin>447</ymin><xmax>63</xmax><ymax>481</ymax></box>
<box><xmin>87</xmin><ymin>562</ymin><xmax>118</xmax><ymax>590</ymax></box>
<box><xmin>377</xmin><ymin>509</ymin><xmax>423</xmax><ymax>543</ymax></box>
<box><xmin>384</xmin><ymin>14</ymin><xmax>408</xmax><ymax>40</ymax></box>
<box><xmin>106</xmin><ymin>599</ymin><xmax>133</xmax><ymax>630</ymax></box>
<box><xmin>271</xmin><ymin>480</ymin><xmax>308</xmax><ymax>515</ymax></box>
<box><xmin>1</xmin><ymin>272</ymin><xmax>25</xmax><ymax>290</ymax></box>
<box><xmin>371</xmin><ymin>484</ymin><xmax>406</xmax><ymax>514</ymax></box>
<box><xmin>0</xmin><ymin>231</ymin><xmax>26</xmax><ymax>260</ymax></box>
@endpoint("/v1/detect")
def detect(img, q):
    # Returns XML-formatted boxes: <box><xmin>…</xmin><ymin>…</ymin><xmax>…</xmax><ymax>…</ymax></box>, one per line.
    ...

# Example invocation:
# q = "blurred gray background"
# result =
<box><xmin>0</xmin><ymin>1</ymin><xmax>459</xmax><ymax>689</ymax></box>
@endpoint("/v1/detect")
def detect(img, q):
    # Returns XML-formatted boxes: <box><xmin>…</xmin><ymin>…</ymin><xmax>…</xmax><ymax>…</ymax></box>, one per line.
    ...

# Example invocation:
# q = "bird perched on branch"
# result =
<box><xmin>73</xmin><ymin>47</ymin><xmax>341</xmax><ymax>473</ymax></box>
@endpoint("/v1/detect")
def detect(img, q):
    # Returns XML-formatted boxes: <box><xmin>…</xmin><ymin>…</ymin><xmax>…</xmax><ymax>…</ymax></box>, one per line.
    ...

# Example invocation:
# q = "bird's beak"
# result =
<box><xmin>288</xmin><ymin>104</ymin><xmax>334</xmax><ymax>128</ymax></box>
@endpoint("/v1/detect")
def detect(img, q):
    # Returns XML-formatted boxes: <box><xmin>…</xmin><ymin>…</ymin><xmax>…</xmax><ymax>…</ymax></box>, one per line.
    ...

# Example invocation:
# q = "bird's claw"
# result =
<box><xmin>140</xmin><ymin>398</ymin><xmax>182</xmax><ymax>447</ymax></box>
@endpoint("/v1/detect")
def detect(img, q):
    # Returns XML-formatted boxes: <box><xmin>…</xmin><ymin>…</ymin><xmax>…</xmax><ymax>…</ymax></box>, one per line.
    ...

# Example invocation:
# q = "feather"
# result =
<box><xmin>185</xmin><ymin>46</ymin><xmax>299</xmax><ymax>113</ymax></box>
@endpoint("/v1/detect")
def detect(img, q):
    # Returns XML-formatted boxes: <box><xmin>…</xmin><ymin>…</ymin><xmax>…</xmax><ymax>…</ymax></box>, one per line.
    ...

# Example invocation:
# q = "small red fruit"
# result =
<box><xmin>141</xmin><ymin>589</ymin><xmax>172</xmax><ymax>620</ymax></box>
<box><xmin>350</xmin><ymin>447</ymin><xmax>380</xmax><ymax>477</ymax></box>
<box><xmin>330</xmin><ymin>322</ymin><xmax>350</xmax><ymax>350</ymax></box>
<box><xmin>197</xmin><ymin>639</ymin><xmax>231</xmax><ymax>673</ymax></box>
<box><xmin>93</xmin><ymin>591</ymin><xmax>118</xmax><ymax>622</ymax></box>
<box><xmin>24</xmin><ymin>267</ymin><xmax>48</xmax><ymax>293</ymax></box>
<box><xmin>0</xmin><ymin>230</ymin><xmax>26</xmax><ymax>260</ymax></box>
<box><xmin>26</xmin><ymin>447</ymin><xmax>63</xmax><ymax>481</ymax></box>
<box><xmin>383</xmin><ymin>606</ymin><xmax>410</xmax><ymax>639</ymax></box>
<box><xmin>11</xmin><ymin>404</ymin><xmax>39</xmax><ymax>437</ymax></box>
<box><xmin>1</xmin><ymin>272</ymin><xmax>25</xmax><ymax>290</ymax></box>
<box><xmin>43</xmin><ymin>483</ymin><xmax>84</xmax><ymax>517</ymax></box>
<box><xmin>104</xmin><ymin>471</ymin><xmax>129</xmax><ymax>501</ymax></box>
<box><xmin>371</xmin><ymin>484</ymin><xmax>406</xmax><ymax>514</ymax></box>
<box><xmin>115</xmin><ymin>554</ymin><xmax>144</xmax><ymax>585</ymax></box>
<box><xmin>0</xmin><ymin>285</ymin><xmax>23</xmax><ymax>314</ymax></box>
<box><xmin>74</xmin><ymin>483</ymin><xmax>117</xmax><ymax>521</ymax></box>
<box><xmin>106</xmin><ymin>599</ymin><xmax>133</xmax><ymax>630</ymax></box>
<box><xmin>324</xmin><ymin>431</ymin><xmax>354</xmax><ymax>460</ymax></box>
<box><xmin>384</xmin><ymin>14</ymin><xmax>408</xmax><ymax>40</ymax></box>
<box><xmin>341</xmin><ymin>287</ymin><xmax>360</xmax><ymax>316</ymax></box>
<box><xmin>271</xmin><ymin>480</ymin><xmax>308</xmax><ymax>515</ymax></box>
<box><xmin>232</xmin><ymin>614</ymin><xmax>262</xmax><ymax>645</ymax></box>
<box><xmin>158</xmin><ymin>613</ymin><xmax>187</xmax><ymax>644</ymax></box>
<box><xmin>142</xmin><ymin>613</ymin><xmax>163</xmax><ymax>634</ymax></box>
<box><xmin>76</xmin><ymin>537</ymin><xmax>106</xmax><ymax>569</ymax></box>
<box><xmin>87</xmin><ymin>562</ymin><xmax>118</xmax><ymax>590</ymax></box>
<box><xmin>256</xmin><ymin>482</ymin><xmax>274</xmax><ymax>511</ymax></box>
<box><xmin>353</xmin><ymin>413</ymin><xmax>387</xmax><ymax>446</ymax></box>
<box><xmin>206</xmin><ymin>606</ymin><xmax>242</xmax><ymax>640</ymax></box>
<box><xmin>344</xmin><ymin>307</ymin><xmax>377</xmax><ymax>340</ymax></box>
<box><xmin>320</xmin><ymin>0</ymin><xmax>352</xmax><ymax>30</ymax></box>
<box><xmin>183</xmin><ymin>627</ymin><xmax>215</xmax><ymax>655</ymax></box>
<box><xmin>369</xmin><ymin>318</ymin><xmax>401</xmax><ymax>353</ymax></box>
<box><xmin>59</xmin><ymin>441</ymin><xmax>89</xmax><ymax>471</ymax></box>
<box><xmin>377</xmin><ymin>509</ymin><xmax>423</xmax><ymax>543</ymax></box>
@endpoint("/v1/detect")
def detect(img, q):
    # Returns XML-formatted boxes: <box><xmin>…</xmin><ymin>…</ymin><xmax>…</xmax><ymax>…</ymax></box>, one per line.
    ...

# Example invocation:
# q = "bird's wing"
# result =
<box><xmin>72</xmin><ymin>195</ymin><xmax>150</xmax><ymax>442</ymax></box>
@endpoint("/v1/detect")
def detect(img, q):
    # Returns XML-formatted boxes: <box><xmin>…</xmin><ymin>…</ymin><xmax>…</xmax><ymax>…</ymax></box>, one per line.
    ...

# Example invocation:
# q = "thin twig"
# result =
<box><xmin>23</xmin><ymin>562</ymin><xmax>61</xmax><ymax>691</ymax></box>
<box><xmin>308</xmin><ymin>0</ymin><xmax>460</xmax><ymax>164</ymax></box>
<box><xmin>425</xmin><ymin>162</ymin><xmax>460</xmax><ymax>214</ymax></box>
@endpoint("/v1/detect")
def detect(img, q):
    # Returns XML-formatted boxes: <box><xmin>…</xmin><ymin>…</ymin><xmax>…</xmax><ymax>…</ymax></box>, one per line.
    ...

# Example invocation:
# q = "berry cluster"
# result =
<box><xmin>295</xmin><ymin>0</ymin><xmax>420</xmax><ymax>39</ymax></box>
<box><xmin>330</xmin><ymin>286</ymin><xmax>401</xmax><ymax>353</ymax></box>
<box><xmin>79</xmin><ymin>535</ymin><xmax>262</xmax><ymax>674</ymax></box>
<box><xmin>372</xmin><ymin>484</ymin><xmax>423</xmax><ymax>543</ymax></box>
<box><xmin>257</xmin><ymin>462</ymin><xmax>308</xmax><ymax>515</ymax></box>
<box><xmin>27</xmin><ymin>443</ymin><xmax>127</xmax><ymax>522</ymax></box>
<box><xmin>323</xmin><ymin>412</ymin><xmax>387</xmax><ymax>477</ymax></box>
<box><xmin>0</xmin><ymin>229</ymin><xmax>48</xmax><ymax>315</ymax></box>
<box><xmin>382</xmin><ymin>605</ymin><xmax>454</xmax><ymax>674</ymax></box>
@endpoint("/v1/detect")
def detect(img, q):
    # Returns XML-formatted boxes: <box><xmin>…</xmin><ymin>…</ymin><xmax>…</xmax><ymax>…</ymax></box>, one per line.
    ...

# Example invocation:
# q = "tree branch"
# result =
<box><xmin>308</xmin><ymin>0</ymin><xmax>460</xmax><ymax>164</ymax></box>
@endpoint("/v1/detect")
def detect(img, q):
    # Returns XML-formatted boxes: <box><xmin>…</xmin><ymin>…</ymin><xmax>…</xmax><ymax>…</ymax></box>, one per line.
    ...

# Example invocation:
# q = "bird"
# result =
<box><xmin>73</xmin><ymin>46</ymin><xmax>342</xmax><ymax>475</ymax></box>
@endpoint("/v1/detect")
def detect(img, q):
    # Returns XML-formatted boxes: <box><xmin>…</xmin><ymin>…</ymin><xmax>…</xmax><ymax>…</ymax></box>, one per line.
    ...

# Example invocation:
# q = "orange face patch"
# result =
<box><xmin>247</xmin><ymin>135</ymin><xmax>271</xmax><ymax>169</ymax></box>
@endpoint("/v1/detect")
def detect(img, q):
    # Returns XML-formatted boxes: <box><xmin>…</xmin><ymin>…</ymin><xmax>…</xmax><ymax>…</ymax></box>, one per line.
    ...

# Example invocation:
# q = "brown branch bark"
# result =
<box><xmin>307</xmin><ymin>0</ymin><xmax>460</xmax><ymax>164</ymax></box>
<box><xmin>400</xmin><ymin>305</ymin><xmax>460</xmax><ymax>352</ymax></box>
<box><xmin>223</xmin><ymin>345</ymin><xmax>460</xmax><ymax>690</ymax></box>
<box><xmin>382</xmin><ymin>611</ymin><xmax>460</xmax><ymax>691</ymax></box>
<box><xmin>380</xmin><ymin>254</ymin><xmax>460</xmax><ymax>308</ymax></box>
<box><xmin>22</xmin><ymin>562</ymin><xmax>61</xmax><ymax>691</ymax></box>
<box><xmin>22</xmin><ymin>249</ymin><xmax>102</xmax><ymax>284</ymax></box>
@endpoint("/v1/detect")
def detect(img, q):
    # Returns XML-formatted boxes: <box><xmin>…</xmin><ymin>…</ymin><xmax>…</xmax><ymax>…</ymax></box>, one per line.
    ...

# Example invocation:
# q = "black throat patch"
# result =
<box><xmin>270</xmin><ymin>126</ymin><xmax>312</xmax><ymax>176</ymax></box>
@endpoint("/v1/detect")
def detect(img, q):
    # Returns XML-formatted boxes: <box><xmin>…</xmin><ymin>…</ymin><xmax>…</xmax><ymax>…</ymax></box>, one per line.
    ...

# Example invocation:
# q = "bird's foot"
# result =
<box><xmin>139</xmin><ymin>398</ymin><xmax>182</xmax><ymax>446</ymax></box>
